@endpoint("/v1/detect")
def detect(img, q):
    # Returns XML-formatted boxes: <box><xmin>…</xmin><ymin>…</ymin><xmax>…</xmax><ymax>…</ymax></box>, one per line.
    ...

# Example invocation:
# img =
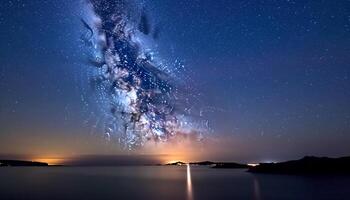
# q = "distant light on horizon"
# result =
<box><xmin>248</xmin><ymin>163</ymin><xmax>260</xmax><ymax>167</ymax></box>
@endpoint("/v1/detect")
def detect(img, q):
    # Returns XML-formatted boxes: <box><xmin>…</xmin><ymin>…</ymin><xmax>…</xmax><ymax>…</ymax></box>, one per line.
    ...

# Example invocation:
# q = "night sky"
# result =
<box><xmin>1</xmin><ymin>0</ymin><xmax>350</xmax><ymax>164</ymax></box>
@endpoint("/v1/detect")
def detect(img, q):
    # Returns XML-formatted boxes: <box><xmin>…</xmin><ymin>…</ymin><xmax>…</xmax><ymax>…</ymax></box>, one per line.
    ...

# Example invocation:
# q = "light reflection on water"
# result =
<box><xmin>1</xmin><ymin>166</ymin><xmax>350</xmax><ymax>200</ymax></box>
<box><xmin>253</xmin><ymin>177</ymin><xmax>262</xmax><ymax>200</ymax></box>
<box><xmin>187</xmin><ymin>164</ymin><xmax>193</xmax><ymax>200</ymax></box>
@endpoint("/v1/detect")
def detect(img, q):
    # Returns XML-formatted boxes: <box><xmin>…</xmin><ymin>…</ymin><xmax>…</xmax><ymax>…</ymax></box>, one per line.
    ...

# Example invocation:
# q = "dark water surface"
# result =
<box><xmin>0</xmin><ymin>166</ymin><xmax>349</xmax><ymax>200</ymax></box>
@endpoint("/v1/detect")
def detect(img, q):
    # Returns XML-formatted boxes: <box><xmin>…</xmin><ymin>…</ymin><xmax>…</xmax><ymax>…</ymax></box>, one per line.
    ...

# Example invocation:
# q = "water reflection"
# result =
<box><xmin>1</xmin><ymin>167</ymin><xmax>350</xmax><ymax>199</ymax></box>
<box><xmin>187</xmin><ymin>164</ymin><xmax>193</xmax><ymax>200</ymax></box>
<box><xmin>253</xmin><ymin>177</ymin><xmax>262</xmax><ymax>200</ymax></box>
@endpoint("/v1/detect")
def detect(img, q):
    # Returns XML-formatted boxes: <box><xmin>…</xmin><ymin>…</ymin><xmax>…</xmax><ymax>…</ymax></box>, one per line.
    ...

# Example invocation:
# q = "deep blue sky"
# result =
<box><xmin>0</xmin><ymin>0</ymin><xmax>349</xmax><ymax>162</ymax></box>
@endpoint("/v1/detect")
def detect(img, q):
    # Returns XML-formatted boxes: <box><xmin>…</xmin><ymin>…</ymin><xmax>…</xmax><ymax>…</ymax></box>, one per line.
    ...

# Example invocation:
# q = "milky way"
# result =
<box><xmin>81</xmin><ymin>0</ymin><xmax>208</xmax><ymax>149</ymax></box>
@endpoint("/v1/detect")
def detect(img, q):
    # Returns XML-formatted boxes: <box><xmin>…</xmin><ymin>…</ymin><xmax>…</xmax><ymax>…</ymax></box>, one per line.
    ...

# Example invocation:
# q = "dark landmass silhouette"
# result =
<box><xmin>248</xmin><ymin>156</ymin><xmax>350</xmax><ymax>174</ymax></box>
<box><xmin>211</xmin><ymin>162</ymin><xmax>248</xmax><ymax>169</ymax></box>
<box><xmin>165</xmin><ymin>161</ymin><xmax>186</xmax><ymax>166</ymax></box>
<box><xmin>0</xmin><ymin>160</ymin><xmax>48</xmax><ymax>166</ymax></box>
<box><xmin>190</xmin><ymin>161</ymin><xmax>215</xmax><ymax>165</ymax></box>
<box><xmin>3</xmin><ymin>156</ymin><xmax>350</xmax><ymax>173</ymax></box>
<box><xmin>165</xmin><ymin>161</ymin><xmax>248</xmax><ymax>168</ymax></box>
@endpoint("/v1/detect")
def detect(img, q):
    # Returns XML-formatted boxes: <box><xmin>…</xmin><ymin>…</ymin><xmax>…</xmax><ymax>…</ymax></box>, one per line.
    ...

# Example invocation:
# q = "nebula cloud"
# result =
<box><xmin>81</xmin><ymin>0</ymin><xmax>208</xmax><ymax>149</ymax></box>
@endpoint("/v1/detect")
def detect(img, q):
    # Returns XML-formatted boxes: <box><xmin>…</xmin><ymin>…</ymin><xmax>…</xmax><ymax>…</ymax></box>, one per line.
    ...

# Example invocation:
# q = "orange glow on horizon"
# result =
<box><xmin>32</xmin><ymin>158</ymin><xmax>65</xmax><ymax>165</ymax></box>
<box><xmin>142</xmin><ymin>136</ymin><xmax>206</xmax><ymax>164</ymax></box>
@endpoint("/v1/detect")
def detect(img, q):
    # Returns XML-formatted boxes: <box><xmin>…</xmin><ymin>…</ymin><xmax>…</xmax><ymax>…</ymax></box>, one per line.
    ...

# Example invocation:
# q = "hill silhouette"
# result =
<box><xmin>0</xmin><ymin>160</ymin><xmax>48</xmax><ymax>166</ymax></box>
<box><xmin>248</xmin><ymin>156</ymin><xmax>350</xmax><ymax>174</ymax></box>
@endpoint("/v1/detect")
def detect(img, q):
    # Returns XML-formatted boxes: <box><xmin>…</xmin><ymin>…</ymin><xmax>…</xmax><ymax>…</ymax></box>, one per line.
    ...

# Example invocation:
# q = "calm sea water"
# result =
<box><xmin>0</xmin><ymin>166</ymin><xmax>349</xmax><ymax>200</ymax></box>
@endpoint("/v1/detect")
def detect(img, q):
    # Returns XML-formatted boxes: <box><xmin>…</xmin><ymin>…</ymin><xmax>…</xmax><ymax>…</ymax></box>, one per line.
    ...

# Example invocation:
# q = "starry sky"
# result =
<box><xmin>0</xmin><ymin>0</ymin><xmax>350</xmax><ymax>164</ymax></box>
